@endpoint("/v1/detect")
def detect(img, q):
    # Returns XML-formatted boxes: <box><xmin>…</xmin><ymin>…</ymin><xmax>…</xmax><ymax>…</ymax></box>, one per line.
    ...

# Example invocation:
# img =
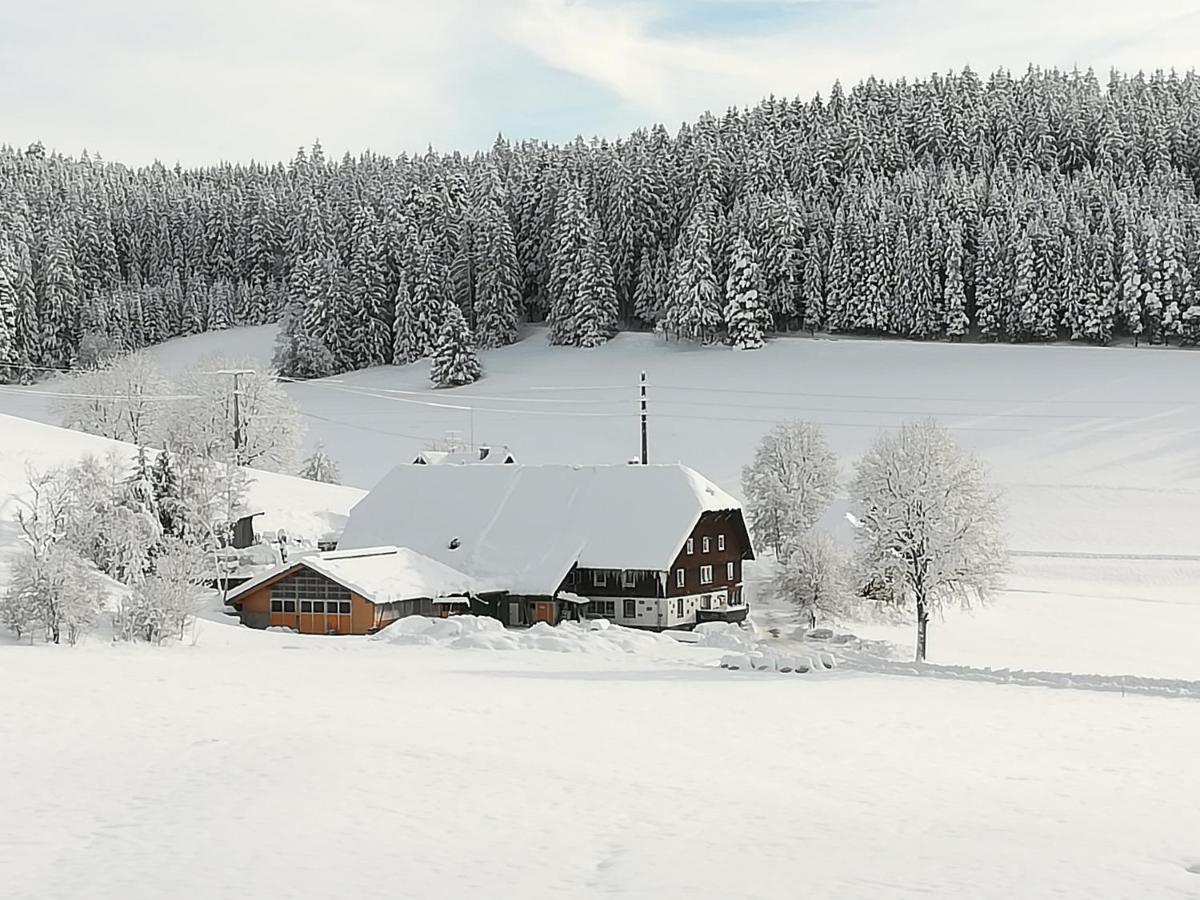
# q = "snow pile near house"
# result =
<box><xmin>691</xmin><ymin>622</ymin><xmax>840</xmax><ymax>674</ymax></box>
<box><xmin>371</xmin><ymin>615</ymin><xmax>679</xmax><ymax>655</ymax></box>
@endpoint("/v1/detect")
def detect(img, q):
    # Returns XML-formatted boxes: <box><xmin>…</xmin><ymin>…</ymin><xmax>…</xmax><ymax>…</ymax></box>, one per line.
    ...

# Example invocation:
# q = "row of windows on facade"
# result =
<box><xmin>587</xmin><ymin>595</ymin><xmax>721</xmax><ymax>619</ymax></box>
<box><xmin>591</xmin><ymin>561</ymin><xmax>735</xmax><ymax>589</ymax></box>
<box><xmin>270</xmin><ymin>599</ymin><xmax>353</xmax><ymax>615</ymax></box>
<box><xmin>686</xmin><ymin>535</ymin><xmax>725</xmax><ymax>555</ymax></box>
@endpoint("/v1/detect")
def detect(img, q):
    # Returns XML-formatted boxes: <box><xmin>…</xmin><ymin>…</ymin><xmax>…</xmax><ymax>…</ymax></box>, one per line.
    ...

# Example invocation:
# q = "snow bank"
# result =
<box><xmin>370</xmin><ymin>615</ymin><xmax>678</xmax><ymax>655</ymax></box>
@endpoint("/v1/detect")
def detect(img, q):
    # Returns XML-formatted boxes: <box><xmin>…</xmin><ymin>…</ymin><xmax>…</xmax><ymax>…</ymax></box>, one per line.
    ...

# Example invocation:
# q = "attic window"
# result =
<box><xmin>448</xmin><ymin>537</ymin><xmax>461</xmax><ymax>550</ymax></box>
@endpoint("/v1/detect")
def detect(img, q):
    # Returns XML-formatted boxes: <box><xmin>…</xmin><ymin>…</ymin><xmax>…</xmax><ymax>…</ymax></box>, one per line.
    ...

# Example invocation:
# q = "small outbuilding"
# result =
<box><xmin>225</xmin><ymin>546</ymin><xmax>487</xmax><ymax>635</ymax></box>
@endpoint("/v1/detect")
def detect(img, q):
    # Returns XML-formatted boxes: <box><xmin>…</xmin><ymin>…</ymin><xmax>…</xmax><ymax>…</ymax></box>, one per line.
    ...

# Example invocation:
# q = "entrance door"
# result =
<box><xmin>532</xmin><ymin>601</ymin><xmax>556</xmax><ymax>624</ymax></box>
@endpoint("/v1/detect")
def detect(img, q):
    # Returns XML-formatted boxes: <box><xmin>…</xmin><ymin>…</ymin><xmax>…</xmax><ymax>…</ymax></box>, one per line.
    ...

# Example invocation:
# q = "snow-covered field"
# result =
<box><xmin>3</xmin><ymin>329</ymin><xmax>1200</xmax><ymax>899</ymax></box>
<box><xmin>3</xmin><ymin>616</ymin><xmax>1199</xmax><ymax>900</ymax></box>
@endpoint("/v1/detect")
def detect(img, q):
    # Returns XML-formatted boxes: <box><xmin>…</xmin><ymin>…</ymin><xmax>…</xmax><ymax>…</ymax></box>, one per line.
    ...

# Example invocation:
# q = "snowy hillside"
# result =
<box><xmin>4</xmin><ymin>335</ymin><xmax>1200</xmax><ymax>899</ymax></box>
<box><xmin>4</xmin><ymin>326</ymin><xmax>1200</xmax><ymax>676</ymax></box>
<box><xmin>0</xmin><ymin>413</ymin><xmax>365</xmax><ymax>590</ymax></box>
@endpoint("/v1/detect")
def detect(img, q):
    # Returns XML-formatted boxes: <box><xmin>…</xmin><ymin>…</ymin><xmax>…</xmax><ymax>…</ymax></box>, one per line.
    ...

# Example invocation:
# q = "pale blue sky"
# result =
<box><xmin>2</xmin><ymin>0</ymin><xmax>1198</xmax><ymax>166</ymax></box>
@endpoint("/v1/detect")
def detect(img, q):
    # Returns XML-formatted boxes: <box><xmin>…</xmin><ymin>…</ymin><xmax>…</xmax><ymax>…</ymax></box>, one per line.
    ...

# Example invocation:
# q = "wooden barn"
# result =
<box><xmin>225</xmin><ymin>546</ymin><xmax>485</xmax><ymax>635</ymax></box>
<box><xmin>337</xmin><ymin>463</ymin><xmax>755</xmax><ymax>631</ymax></box>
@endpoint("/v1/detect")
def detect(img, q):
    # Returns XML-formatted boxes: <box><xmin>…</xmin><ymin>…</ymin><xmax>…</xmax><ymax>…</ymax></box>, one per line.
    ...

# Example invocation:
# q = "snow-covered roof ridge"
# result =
<box><xmin>338</xmin><ymin>462</ymin><xmax>746</xmax><ymax>595</ymax></box>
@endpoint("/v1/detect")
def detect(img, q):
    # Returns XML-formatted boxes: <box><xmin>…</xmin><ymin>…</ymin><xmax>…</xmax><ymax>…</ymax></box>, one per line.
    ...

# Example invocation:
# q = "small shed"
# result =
<box><xmin>225</xmin><ymin>546</ymin><xmax>491</xmax><ymax>635</ymax></box>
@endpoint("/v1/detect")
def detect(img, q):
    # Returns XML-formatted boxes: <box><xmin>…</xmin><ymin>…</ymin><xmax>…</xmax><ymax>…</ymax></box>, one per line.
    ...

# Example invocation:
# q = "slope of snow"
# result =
<box><xmin>3</xmin><ymin>327</ymin><xmax>1199</xmax><ymax>676</ymax></box>
<box><xmin>0</xmin><ymin>413</ymin><xmax>365</xmax><ymax>589</ymax></box>
<box><xmin>2</xmin><ymin>635</ymin><xmax>1198</xmax><ymax>900</ymax></box>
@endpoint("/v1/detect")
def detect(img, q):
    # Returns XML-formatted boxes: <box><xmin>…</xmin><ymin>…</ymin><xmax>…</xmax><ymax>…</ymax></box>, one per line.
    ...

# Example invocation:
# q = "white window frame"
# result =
<box><xmin>676</xmin><ymin>568</ymin><xmax>685</xmax><ymax>588</ymax></box>
<box><xmin>621</xmin><ymin>570</ymin><xmax>636</xmax><ymax>588</ymax></box>
<box><xmin>593</xmin><ymin>569</ymin><xmax>607</xmax><ymax>587</ymax></box>
<box><xmin>718</xmin><ymin>534</ymin><xmax>726</xmax><ymax>552</ymax></box>
<box><xmin>623</xmin><ymin>599</ymin><xmax>636</xmax><ymax>619</ymax></box>
<box><xmin>727</xmin><ymin>561</ymin><xmax>735</xmax><ymax>581</ymax></box>
<box><xmin>686</xmin><ymin>538</ymin><xmax>694</xmax><ymax>555</ymax></box>
<box><xmin>702</xmin><ymin>536</ymin><xmax>710</xmax><ymax>553</ymax></box>
<box><xmin>700</xmin><ymin>565</ymin><xmax>713</xmax><ymax>586</ymax></box>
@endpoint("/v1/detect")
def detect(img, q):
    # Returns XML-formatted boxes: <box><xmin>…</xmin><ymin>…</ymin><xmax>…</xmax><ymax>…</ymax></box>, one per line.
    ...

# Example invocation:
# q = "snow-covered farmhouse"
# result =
<box><xmin>225</xmin><ymin>546</ymin><xmax>488</xmax><ymax>635</ymax></box>
<box><xmin>337</xmin><ymin>463</ymin><xmax>754</xmax><ymax>630</ymax></box>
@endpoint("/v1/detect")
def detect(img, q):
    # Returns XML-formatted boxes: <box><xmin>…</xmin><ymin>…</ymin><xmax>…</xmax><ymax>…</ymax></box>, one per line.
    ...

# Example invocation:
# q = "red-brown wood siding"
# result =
<box><xmin>667</xmin><ymin>510</ymin><xmax>752</xmax><ymax>599</ymax></box>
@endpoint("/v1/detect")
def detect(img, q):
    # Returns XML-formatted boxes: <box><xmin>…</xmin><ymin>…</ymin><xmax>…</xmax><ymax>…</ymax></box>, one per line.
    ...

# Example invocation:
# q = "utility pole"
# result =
<box><xmin>640</xmin><ymin>370</ymin><xmax>648</xmax><ymax>465</ymax></box>
<box><xmin>217</xmin><ymin>369</ymin><xmax>255</xmax><ymax>466</ymax></box>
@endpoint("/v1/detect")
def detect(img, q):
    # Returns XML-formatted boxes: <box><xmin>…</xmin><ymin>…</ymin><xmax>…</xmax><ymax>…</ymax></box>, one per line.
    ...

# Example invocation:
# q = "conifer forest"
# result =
<box><xmin>3</xmin><ymin>66</ymin><xmax>1200</xmax><ymax>387</ymax></box>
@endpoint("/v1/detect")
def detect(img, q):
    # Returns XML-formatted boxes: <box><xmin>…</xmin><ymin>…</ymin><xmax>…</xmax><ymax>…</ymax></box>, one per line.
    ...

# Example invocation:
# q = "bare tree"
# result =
<box><xmin>3</xmin><ymin>544</ymin><xmax>104</xmax><ymax>645</ymax></box>
<box><xmin>741</xmin><ymin>420</ymin><xmax>839</xmax><ymax>557</ymax></box>
<box><xmin>165</xmin><ymin>355</ymin><xmax>304</xmax><ymax>473</ymax></box>
<box><xmin>849</xmin><ymin>419</ymin><xmax>1007</xmax><ymax>662</ymax></box>
<box><xmin>54</xmin><ymin>353</ymin><xmax>172</xmax><ymax>445</ymax></box>
<box><xmin>773</xmin><ymin>528</ymin><xmax>848</xmax><ymax>629</ymax></box>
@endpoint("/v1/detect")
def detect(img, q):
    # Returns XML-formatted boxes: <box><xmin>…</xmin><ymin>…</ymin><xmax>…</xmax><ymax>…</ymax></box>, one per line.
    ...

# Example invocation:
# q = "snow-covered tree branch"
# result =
<box><xmin>849</xmin><ymin>419</ymin><xmax>1007</xmax><ymax>662</ymax></box>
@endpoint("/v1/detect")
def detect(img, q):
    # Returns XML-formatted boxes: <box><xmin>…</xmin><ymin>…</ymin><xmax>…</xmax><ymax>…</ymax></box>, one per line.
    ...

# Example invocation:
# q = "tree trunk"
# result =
<box><xmin>915</xmin><ymin>598</ymin><xmax>928</xmax><ymax>662</ymax></box>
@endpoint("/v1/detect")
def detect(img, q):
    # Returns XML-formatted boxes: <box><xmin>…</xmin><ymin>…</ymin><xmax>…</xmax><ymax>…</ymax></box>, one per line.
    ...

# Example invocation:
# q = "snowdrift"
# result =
<box><xmin>370</xmin><ymin>615</ymin><xmax>679</xmax><ymax>655</ymax></box>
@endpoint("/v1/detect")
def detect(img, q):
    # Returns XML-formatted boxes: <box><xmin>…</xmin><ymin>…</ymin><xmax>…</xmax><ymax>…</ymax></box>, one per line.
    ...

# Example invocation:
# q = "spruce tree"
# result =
<box><xmin>474</xmin><ymin>197</ymin><xmax>522</xmax><ymax>349</ymax></box>
<box><xmin>666</xmin><ymin>188</ymin><xmax>723</xmax><ymax>343</ymax></box>
<box><xmin>723</xmin><ymin>234</ymin><xmax>771</xmax><ymax>349</ymax></box>
<box><xmin>943</xmin><ymin>222</ymin><xmax>969</xmax><ymax>341</ymax></box>
<box><xmin>1119</xmin><ymin>228</ymin><xmax>1145</xmax><ymax>345</ymax></box>
<box><xmin>430</xmin><ymin>298</ymin><xmax>482</xmax><ymax>387</ymax></box>
<box><xmin>391</xmin><ymin>271</ymin><xmax>421</xmax><ymax>365</ymax></box>
<box><xmin>150</xmin><ymin>447</ymin><xmax>185</xmax><ymax>540</ymax></box>
<box><xmin>548</xmin><ymin>181</ymin><xmax>590</xmax><ymax>346</ymax></box>
<box><xmin>801</xmin><ymin>240</ymin><xmax>825</xmax><ymax>335</ymax></box>
<box><xmin>574</xmin><ymin>221</ymin><xmax>619</xmax><ymax>347</ymax></box>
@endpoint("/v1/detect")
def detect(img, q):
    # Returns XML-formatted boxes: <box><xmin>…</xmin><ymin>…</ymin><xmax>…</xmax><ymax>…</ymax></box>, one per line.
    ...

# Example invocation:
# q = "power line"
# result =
<box><xmin>650</xmin><ymin>411</ymin><xmax>1200</xmax><ymax>435</ymax></box>
<box><xmin>653</xmin><ymin>382</ymin><xmax>1199</xmax><ymax>407</ymax></box>
<box><xmin>0</xmin><ymin>385</ymin><xmax>202</xmax><ymax>401</ymax></box>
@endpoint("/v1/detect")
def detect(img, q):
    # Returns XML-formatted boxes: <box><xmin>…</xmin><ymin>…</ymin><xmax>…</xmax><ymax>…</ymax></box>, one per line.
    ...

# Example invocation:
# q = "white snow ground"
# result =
<box><xmin>2</xmin><ymin>617</ymin><xmax>1199</xmax><ymax>900</ymax></box>
<box><xmin>3</xmin><ymin>329</ymin><xmax>1200</xmax><ymax>899</ymax></box>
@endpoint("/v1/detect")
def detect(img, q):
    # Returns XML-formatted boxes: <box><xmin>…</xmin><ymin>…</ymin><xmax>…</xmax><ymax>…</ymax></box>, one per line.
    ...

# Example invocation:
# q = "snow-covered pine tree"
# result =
<box><xmin>801</xmin><ymin>239</ymin><xmax>825</xmax><ymax>335</ymax></box>
<box><xmin>474</xmin><ymin>192</ymin><xmax>522</xmax><ymax>349</ymax></box>
<box><xmin>574</xmin><ymin>220</ymin><xmax>619</xmax><ymax>347</ymax></box>
<box><xmin>36</xmin><ymin>228</ymin><xmax>78</xmax><ymax>367</ymax></box>
<box><xmin>547</xmin><ymin>180</ymin><xmax>590</xmax><ymax>346</ymax></box>
<box><xmin>723</xmin><ymin>234</ymin><xmax>771</xmax><ymax>349</ymax></box>
<box><xmin>124</xmin><ymin>445</ymin><xmax>159</xmax><ymax>518</ymax></box>
<box><xmin>151</xmin><ymin>447</ymin><xmax>186</xmax><ymax>540</ymax></box>
<box><xmin>973</xmin><ymin>221</ymin><xmax>1004</xmax><ymax>340</ymax></box>
<box><xmin>665</xmin><ymin>186</ymin><xmax>723</xmax><ymax>343</ymax></box>
<box><xmin>299</xmin><ymin>442</ymin><xmax>341</xmax><ymax>484</ymax></box>
<box><xmin>348</xmin><ymin>217</ymin><xmax>392</xmax><ymax>369</ymax></box>
<box><xmin>391</xmin><ymin>270</ymin><xmax>421</xmax><ymax>365</ymax></box>
<box><xmin>943</xmin><ymin>222</ymin><xmax>969</xmax><ymax>340</ymax></box>
<box><xmin>430</xmin><ymin>298</ymin><xmax>482</xmax><ymax>387</ymax></box>
<box><xmin>1119</xmin><ymin>227</ymin><xmax>1144</xmax><ymax>345</ymax></box>
<box><xmin>409</xmin><ymin>243</ymin><xmax>447</xmax><ymax>358</ymax></box>
<box><xmin>632</xmin><ymin>248</ymin><xmax>660</xmax><ymax>325</ymax></box>
<box><xmin>0</xmin><ymin>260</ymin><xmax>17</xmax><ymax>382</ymax></box>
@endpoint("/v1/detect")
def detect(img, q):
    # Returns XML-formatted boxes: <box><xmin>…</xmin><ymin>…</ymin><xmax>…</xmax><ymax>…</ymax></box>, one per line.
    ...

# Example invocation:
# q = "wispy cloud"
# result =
<box><xmin>2</xmin><ymin>0</ymin><xmax>1198</xmax><ymax>165</ymax></box>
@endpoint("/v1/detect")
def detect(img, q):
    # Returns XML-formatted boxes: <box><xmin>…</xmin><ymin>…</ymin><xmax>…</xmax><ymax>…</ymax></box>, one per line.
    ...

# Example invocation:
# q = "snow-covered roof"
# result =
<box><xmin>412</xmin><ymin>446</ymin><xmax>516</xmax><ymax>466</ymax></box>
<box><xmin>338</xmin><ymin>464</ymin><xmax>746</xmax><ymax>595</ymax></box>
<box><xmin>226</xmin><ymin>546</ymin><xmax>485</xmax><ymax>606</ymax></box>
